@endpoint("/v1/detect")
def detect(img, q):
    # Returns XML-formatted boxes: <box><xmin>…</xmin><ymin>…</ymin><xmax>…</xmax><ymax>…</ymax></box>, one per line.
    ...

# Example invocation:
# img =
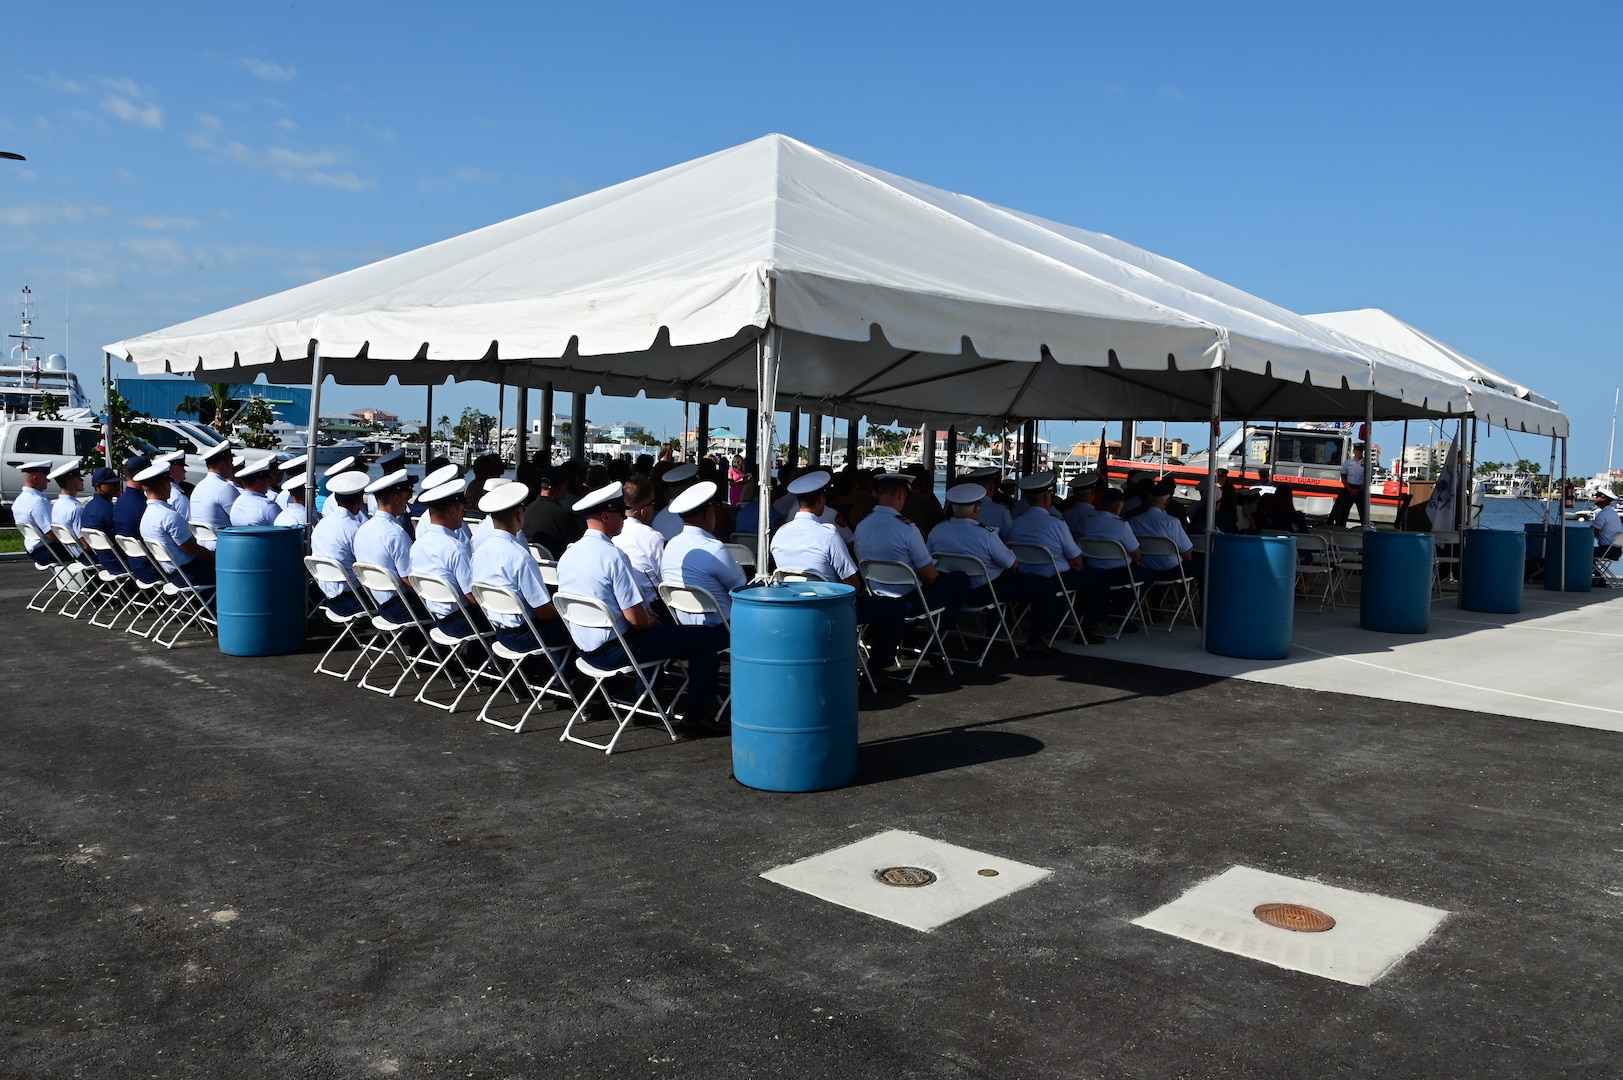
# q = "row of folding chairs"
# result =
<box><xmin>20</xmin><ymin>522</ymin><xmax>217</xmax><ymax>649</ymax></box>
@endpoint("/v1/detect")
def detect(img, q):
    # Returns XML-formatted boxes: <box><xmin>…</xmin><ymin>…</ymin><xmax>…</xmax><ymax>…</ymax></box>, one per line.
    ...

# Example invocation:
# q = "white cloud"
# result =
<box><xmin>241</xmin><ymin>58</ymin><xmax>299</xmax><ymax>82</ymax></box>
<box><xmin>121</xmin><ymin>235</ymin><xmax>191</xmax><ymax>266</ymax></box>
<box><xmin>130</xmin><ymin>215</ymin><xmax>202</xmax><ymax>232</ymax></box>
<box><xmin>417</xmin><ymin>178</ymin><xmax>454</xmax><ymax>194</ymax></box>
<box><xmin>188</xmin><ymin>117</ymin><xmax>374</xmax><ymax>192</ymax></box>
<box><xmin>308</xmin><ymin>171</ymin><xmax>374</xmax><ymax>192</ymax></box>
<box><xmin>273</xmin><ymin>117</ymin><xmax>298</xmax><ymax>133</ymax></box>
<box><xmin>102</xmin><ymin>94</ymin><xmax>165</xmax><ymax>129</ymax></box>
<box><xmin>24</xmin><ymin>72</ymin><xmax>84</xmax><ymax>94</ymax></box>
<box><xmin>454</xmin><ymin>167</ymin><xmax>500</xmax><ymax>184</ymax></box>
<box><xmin>0</xmin><ymin>201</ymin><xmax>109</xmax><ymax>226</ymax></box>
<box><xmin>345</xmin><ymin>117</ymin><xmax>395</xmax><ymax>142</ymax></box>
<box><xmin>14</xmin><ymin>169</ymin><xmax>37</xmax><ymax>182</ymax></box>
<box><xmin>97</xmin><ymin>76</ymin><xmax>146</xmax><ymax>98</ymax></box>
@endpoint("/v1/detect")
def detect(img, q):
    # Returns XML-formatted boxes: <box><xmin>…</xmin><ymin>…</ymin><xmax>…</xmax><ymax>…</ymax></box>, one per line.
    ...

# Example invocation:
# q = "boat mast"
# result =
<box><xmin>1608</xmin><ymin>387</ymin><xmax>1618</xmax><ymax>474</ymax></box>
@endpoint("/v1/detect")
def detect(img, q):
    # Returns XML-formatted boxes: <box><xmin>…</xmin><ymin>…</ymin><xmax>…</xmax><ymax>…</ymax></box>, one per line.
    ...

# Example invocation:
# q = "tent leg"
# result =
<box><xmin>304</xmin><ymin>340</ymin><xmax>324</xmax><ymax>543</ymax></box>
<box><xmin>807</xmin><ymin>411</ymin><xmax>822</xmax><ymax>467</ymax></box>
<box><xmin>540</xmin><ymin>383</ymin><xmax>554</xmax><ymax>463</ymax></box>
<box><xmin>696</xmin><ymin>404</ymin><xmax>709</xmax><ymax>462</ymax></box>
<box><xmin>1201</xmin><ymin>368</ymin><xmax>1223</xmax><ymax>652</ymax></box>
<box><xmin>849</xmin><ymin>416</ymin><xmax>860</xmax><ymax>467</ymax></box>
<box><xmin>102</xmin><ymin>350</ymin><xmax>114</xmax><ymax>468</ymax></box>
<box><xmin>787</xmin><ymin>410</ymin><xmax>800</xmax><ymax>468</ymax></box>
<box><xmin>946</xmin><ymin>426</ymin><xmax>958</xmax><ymax>488</ymax></box>
<box><xmin>756</xmin><ymin>330</ymin><xmax>779</xmax><ymax>578</ymax></box>
<box><xmin>1361</xmin><ymin>392</ymin><xmax>1375</xmax><ymax>529</ymax></box>
<box><xmin>515</xmin><ymin>386</ymin><xmax>529</xmax><ymax>466</ymax></box>
<box><xmin>570</xmin><ymin>392</ymin><xmax>587</xmax><ymax>461</ymax></box>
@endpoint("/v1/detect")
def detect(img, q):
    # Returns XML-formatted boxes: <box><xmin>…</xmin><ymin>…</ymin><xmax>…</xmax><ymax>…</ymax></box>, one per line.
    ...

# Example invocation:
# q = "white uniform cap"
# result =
<box><xmin>364</xmin><ymin>469</ymin><xmax>413</xmax><ymax>495</ymax></box>
<box><xmin>1594</xmin><ymin>489</ymin><xmax>1614</xmax><ymax>501</ymax></box>
<box><xmin>420</xmin><ymin>463</ymin><xmax>462</xmax><ymax>490</ymax></box>
<box><xmin>324</xmin><ymin>455</ymin><xmax>359</xmax><ymax>477</ymax></box>
<box><xmin>18</xmin><ymin>459</ymin><xmax>53</xmax><ymax>472</ymax></box>
<box><xmin>945</xmin><ymin>482</ymin><xmax>986</xmax><ymax>505</ymax></box>
<box><xmin>47</xmin><ymin>460</ymin><xmax>83</xmax><ymax>481</ymax></box>
<box><xmin>200</xmin><ymin>441</ymin><xmax>234</xmax><ymax>462</ymax></box>
<box><xmin>232</xmin><ymin>456</ymin><xmax>246</xmax><ymax>471</ymax></box>
<box><xmin>669</xmin><ymin>480</ymin><xmax>719</xmax><ymax>516</ymax></box>
<box><xmin>963</xmin><ymin>466</ymin><xmax>999</xmax><ymax>483</ymax></box>
<box><xmin>133</xmin><ymin>462</ymin><xmax>169</xmax><ymax>483</ymax></box>
<box><xmin>573</xmin><ymin>481</ymin><xmax>627</xmax><ymax>514</ymax></box>
<box><xmin>1128</xmin><ymin>470</ymin><xmax>1154</xmax><ymax>486</ymax></box>
<box><xmin>279</xmin><ymin>454</ymin><xmax>308</xmax><ymax>471</ymax></box>
<box><xmin>478</xmin><ymin>481</ymin><xmax>528</xmax><ymax>514</ymax></box>
<box><xmin>1069</xmin><ymin>471</ymin><xmax>1100</xmax><ymax>492</ymax></box>
<box><xmin>158</xmin><ymin>449</ymin><xmax>186</xmax><ymax>464</ymax></box>
<box><xmin>236</xmin><ymin>457</ymin><xmax>271</xmax><ymax>479</ymax></box>
<box><xmin>281</xmin><ymin>471</ymin><xmax>309</xmax><ymax>490</ymax></box>
<box><xmin>484</xmin><ymin>477</ymin><xmax>510</xmax><ymax>489</ymax></box>
<box><xmin>787</xmin><ymin>470</ymin><xmax>832</xmax><ymax>496</ymax></box>
<box><xmin>419</xmin><ymin>478</ymin><xmax>467</xmax><ymax>506</ymax></box>
<box><xmin>327</xmin><ymin>471</ymin><xmax>371</xmax><ymax>496</ymax></box>
<box><xmin>1017</xmin><ymin>470</ymin><xmax>1056</xmax><ymax>494</ymax></box>
<box><xmin>874</xmin><ymin>472</ymin><xmax>913</xmax><ymax>488</ymax></box>
<box><xmin>663</xmin><ymin>463</ymin><xmax>699</xmax><ymax>484</ymax></box>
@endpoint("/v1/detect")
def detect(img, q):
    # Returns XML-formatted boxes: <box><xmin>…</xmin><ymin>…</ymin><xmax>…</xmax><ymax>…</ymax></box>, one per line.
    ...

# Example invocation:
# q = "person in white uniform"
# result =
<box><xmin>47</xmin><ymin>461</ymin><xmax>86</xmax><ymax>557</ymax></box>
<box><xmin>468</xmin><ymin>477</ymin><xmax>510</xmax><ymax>553</ymax></box>
<box><xmin>274</xmin><ymin>454</ymin><xmax>307</xmax><ymax>511</ymax></box>
<box><xmin>410</xmin><ymin>477</ymin><xmax>486</xmax><ymax>638</ymax></box>
<box><xmin>852</xmin><ymin>471</ymin><xmax>970</xmax><ymax>631</ymax></box>
<box><xmin>1591</xmin><ymin>488</ymin><xmax>1621</xmax><ymax>563</ymax></box>
<box><xmin>310</xmin><ymin>470</ymin><xmax>371</xmax><ymax>616</ymax></box>
<box><xmin>1330</xmin><ymin>444</ymin><xmax>1366</xmax><ymax>527</ymax></box>
<box><xmin>612</xmin><ymin>476</ymin><xmax>667</xmax><ymax>605</ymax></box>
<box><xmin>651</xmin><ymin>462</ymin><xmax>698</xmax><ymax>541</ymax></box>
<box><xmin>963</xmin><ymin>467</ymin><xmax>1013</xmax><ymax>536</ymax></box>
<box><xmin>928</xmin><ymin>482</ymin><xmax>1063</xmax><ymax>652</ymax></box>
<box><xmin>772</xmin><ymin>470</ymin><xmax>906</xmax><ymax>673</ymax></box>
<box><xmin>1080</xmin><ymin>487</ymin><xmax>1144</xmax><ymax>629</ymax></box>
<box><xmin>153</xmin><ymin>451</ymin><xmax>192</xmax><ymax>524</ymax></box>
<box><xmin>273</xmin><ymin>472</ymin><xmax>309</xmax><ymax>527</ymax></box>
<box><xmin>189</xmin><ymin>441</ymin><xmax>238</xmax><ymax>536</ymax></box>
<box><xmin>352</xmin><ymin>470</ymin><xmax>423</xmax><ymax>621</ymax></box>
<box><xmin>555</xmin><ymin>482</ymin><xmax>724</xmax><ymax>732</ymax></box>
<box><xmin>134</xmin><ymin>461</ymin><xmax>214</xmax><ymax>586</ymax></box>
<box><xmin>228</xmin><ymin>458</ymin><xmax>281</xmax><ymax>527</ymax></box>
<box><xmin>1062</xmin><ymin>471</ymin><xmax>1100</xmax><ymax>539</ymax></box>
<box><xmin>470</xmin><ymin>482</ymin><xmax>571</xmax><ymax>652</ymax></box>
<box><xmin>660</xmin><ymin>481</ymin><xmax>747</xmax><ymax>630</ymax></box>
<box><xmin>12</xmin><ymin>460</ymin><xmax>61</xmax><ymax>565</ymax></box>
<box><xmin>1128</xmin><ymin>478</ymin><xmax>1196</xmax><ymax>581</ymax></box>
<box><xmin>1009</xmin><ymin>471</ymin><xmax>1104</xmax><ymax>644</ymax></box>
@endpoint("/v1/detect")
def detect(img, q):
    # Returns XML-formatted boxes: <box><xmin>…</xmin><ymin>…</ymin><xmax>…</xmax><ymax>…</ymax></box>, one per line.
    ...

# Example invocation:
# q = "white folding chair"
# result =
<box><xmin>1079</xmin><ymin>538</ymin><xmax>1148</xmax><ymax>639</ymax></box>
<box><xmin>1595</xmin><ymin>551</ymin><xmax>1623</xmax><ymax>589</ymax></box>
<box><xmin>1136</xmin><ymin>535</ymin><xmax>1200</xmax><ymax>631</ymax></box>
<box><xmin>722</xmin><ymin>543</ymin><xmax>757</xmax><ymax>575</ymax></box>
<box><xmin>771</xmin><ymin>567</ymin><xmax>825</xmax><ymax>583</ymax></box>
<box><xmin>78</xmin><ymin>527</ymin><xmax>135</xmax><ymax>628</ymax></box>
<box><xmin>114</xmin><ymin>533</ymin><xmax>174</xmax><ymax>638</ymax></box>
<box><xmin>18</xmin><ymin>522</ymin><xmax>74</xmax><ymax>613</ymax></box>
<box><xmin>930</xmin><ymin>551</ymin><xmax>1020</xmax><ymax>665</ymax></box>
<box><xmin>657</xmin><ymin>581</ymin><xmax>736</xmax><ymax>721</ymax></box>
<box><xmin>1329</xmin><ymin>530</ymin><xmax>1364</xmax><ymax>595</ymax></box>
<box><xmin>190</xmin><ymin>521</ymin><xmax>220</xmax><ymax>550</ymax></box>
<box><xmin>1293</xmin><ymin>532</ymin><xmax>1339</xmax><ymax>612</ymax></box>
<box><xmin>139</xmin><ymin>536</ymin><xmax>218</xmax><ymax>648</ymax></box>
<box><xmin>47</xmin><ymin>522</ymin><xmax>102</xmax><ymax>619</ymax></box>
<box><xmin>409</xmin><ymin>572</ymin><xmax>500</xmax><ymax>713</ymax></box>
<box><xmin>304</xmin><ymin>556</ymin><xmax>375</xmax><ymax>679</ymax></box>
<box><xmin>528</xmin><ymin>543</ymin><xmax>554</xmax><ymax>563</ymax></box>
<box><xmin>351</xmin><ymin>562</ymin><xmax>440</xmax><ymax>697</ymax></box>
<box><xmin>553</xmin><ymin>592</ymin><xmax>679</xmax><ymax>754</ymax></box>
<box><xmin>859</xmin><ymin>559</ymin><xmax>954</xmax><ymax>682</ymax></box>
<box><xmin>470</xmin><ymin>581</ymin><xmax>578</xmax><ymax>732</ymax></box>
<box><xmin>1007</xmin><ymin>541</ymin><xmax>1085</xmax><ymax>646</ymax></box>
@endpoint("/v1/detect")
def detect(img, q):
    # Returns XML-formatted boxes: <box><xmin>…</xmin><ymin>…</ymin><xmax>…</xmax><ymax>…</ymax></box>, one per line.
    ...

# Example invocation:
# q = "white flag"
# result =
<box><xmin>1428</xmin><ymin>435</ymin><xmax>1460</xmax><ymax>530</ymax></box>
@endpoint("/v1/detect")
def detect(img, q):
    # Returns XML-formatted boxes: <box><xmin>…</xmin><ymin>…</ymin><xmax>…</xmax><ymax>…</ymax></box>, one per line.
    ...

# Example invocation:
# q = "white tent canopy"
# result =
<box><xmin>107</xmin><ymin>134</ymin><xmax>1470</xmax><ymax>426</ymax></box>
<box><xmin>1306</xmin><ymin>308</ymin><xmax>1567</xmax><ymax>437</ymax></box>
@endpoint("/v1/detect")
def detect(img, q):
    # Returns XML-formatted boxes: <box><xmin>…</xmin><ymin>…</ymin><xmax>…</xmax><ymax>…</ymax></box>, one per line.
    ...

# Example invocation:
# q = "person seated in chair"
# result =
<box><xmin>1593</xmin><ymin>489</ymin><xmax>1621</xmax><ymax>566</ymax></box>
<box><xmin>228</xmin><ymin>458</ymin><xmax>281</xmax><ymax>527</ymax></box>
<box><xmin>410</xmin><ymin>477</ymin><xmax>488</xmax><ymax>640</ymax></box>
<box><xmin>353</xmin><ymin>470</ymin><xmax>427</xmax><ymax>623</ymax></box>
<box><xmin>1129</xmin><ymin>478</ymin><xmax>1198</xmax><ymax>583</ymax></box>
<box><xmin>1009</xmin><ymin>471</ymin><xmax>1104</xmax><ymax>644</ymax></box>
<box><xmin>310</xmin><ymin>470</ymin><xmax>371</xmax><ymax>616</ymax></box>
<box><xmin>134</xmin><ymin>462</ymin><xmax>214</xmax><ymax>587</ymax></box>
<box><xmin>556</xmin><ymin>482</ymin><xmax>724</xmax><ymax>733</ymax></box>
<box><xmin>12</xmin><ymin>460</ymin><xmax>65</xmax><ymax>565</ymax></box>
<box><xmin>660</xmin><ymin>480</ymin><xmax>748</xmax><ymax>634</ymax></box>
<box><xmin>854</xmin><ymin>471</ymin><xmax>970</xmax><ymax>633</ymax></box>
<box><xmin>471</xmin><ymin>482</ymin><xmax>572</xmax><ymax>653</ymax></box>
<box><xmin>1080</xmin><ymin>487</ymin><xmax>1144</xmax><ymax>633</ymax></box>
<box><xmin>928</xmin><ymin>482</ymin><xmax>1064</xmax><ymax>655</ymax></box>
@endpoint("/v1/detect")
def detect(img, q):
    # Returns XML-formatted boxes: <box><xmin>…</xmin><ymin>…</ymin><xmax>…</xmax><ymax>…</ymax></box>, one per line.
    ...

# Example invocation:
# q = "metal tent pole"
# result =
<box><xmin>946</xmin><ymin>425</ymin><xmax>958</xmax><ymax>488</ymax></box>
<box><xmin>304</xmin><ymin>341</ymin><xmax>324</xmax><ymax>542</ymax></box>
<box><xmin>515</xmin><ymin>386</ymin><xmax>529</xmax><ymax>465</ymax></box>
<box><xmin>786</xmin><ymin>410</ymin><xmax>800</xmax><ymax>468</ymax></box>
<box><xmin>1360</xmin><ymin>392</ymin><xmax>1376</xmax><ymax>529</ymax></box>
<box><xmin>425</xmin><ymin>384</ymin><xmax>434</xmax><ymax>462</ymax></box>
<box><xmin>849</xmin><ymin>415</ymin><xmax>860</xmax><ymax>467</ymax></box>
<box><xmin>756</xmin><ymin>329</ymin><xmax>779</xmax><ymax>578</ymax></box>
<box><xmin>696</xmin><ymin>403</ymin><xmax>710</xmax><ymax>462</ymax></box>
<box><xmin>497</xmin><ymin>379</ymin><xmax>505</xmax><ymax>462</ymax></box>
<box><xmin>540</xmin><ymin>384</ymin><xmax>554</xmax><ymax>462</ymax></box>
<box><xmin>101</xmin><ymin>350</ymin><xmax>114</xmax><ymax>468</ymax></box>
<box><xmin>1201</xmin><ymin>368</ymin><xmax>1223</xmax><ymax>651</ymax></box>
<box><xmin>570</xmin><ymin>392</ymin><xmax>587</xmax><ymax>461</ymax></box>
<box><xmin>807</xmin><ymin>411</ymin><xmax>822</xmax><ymax>467</ymax></box>
<box><xmin>1558</xmin><ymin>435</ymin><xmax>1569</xmax><ymax>592</ymax></box>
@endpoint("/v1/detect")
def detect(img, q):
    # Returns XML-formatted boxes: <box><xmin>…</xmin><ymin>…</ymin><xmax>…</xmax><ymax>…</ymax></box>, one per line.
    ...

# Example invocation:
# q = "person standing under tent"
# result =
<box><xmin>1330</xmin><ymin>444</ymin><xmax>1366</xmax><ymax>527</ymax></box>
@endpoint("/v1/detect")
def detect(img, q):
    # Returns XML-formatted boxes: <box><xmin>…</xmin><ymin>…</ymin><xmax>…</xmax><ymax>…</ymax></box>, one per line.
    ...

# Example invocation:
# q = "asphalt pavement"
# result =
<box><xmin>2</xmin><ymin>561</ymin><xmax>1619</xmax><ymax>1079</ymax></box>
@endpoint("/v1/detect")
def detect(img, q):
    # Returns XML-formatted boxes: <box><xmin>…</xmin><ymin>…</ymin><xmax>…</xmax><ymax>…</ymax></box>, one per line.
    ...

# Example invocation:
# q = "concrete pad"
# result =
<box><xmin>761</xmin><ymin>828</ymin><xmax>1052</xmax><ymax>932</ymax></box>
<box><xmin>1064</xmin><ymin>587</ymin><xmax>1623</xmax><ymax>730</ymax></box>
<box><xmin>1133</xmin><ymin>865</ymin><xmax>1450</xmax><ymax>986</ymax></box>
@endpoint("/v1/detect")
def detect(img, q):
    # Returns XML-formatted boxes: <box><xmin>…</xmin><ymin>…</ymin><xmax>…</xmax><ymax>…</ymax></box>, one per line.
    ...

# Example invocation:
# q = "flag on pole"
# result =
<box><xmin>1428</xmin><ymin>434</ymin><xmax>1460</xmax><ymax>530</ymax></box>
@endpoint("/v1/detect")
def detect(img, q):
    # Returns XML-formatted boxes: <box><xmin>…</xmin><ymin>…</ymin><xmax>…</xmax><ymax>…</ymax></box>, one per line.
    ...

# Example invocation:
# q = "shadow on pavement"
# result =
<box><xmin>853</xmin><ymin>726</ymin><xmax>1043</xmax><ymax>785</ymax></box>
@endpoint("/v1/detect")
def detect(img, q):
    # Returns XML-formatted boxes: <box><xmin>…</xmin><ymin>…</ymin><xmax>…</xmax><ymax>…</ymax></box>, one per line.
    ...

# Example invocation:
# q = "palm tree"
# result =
<box><xmin>176</xmin><ymin>395</ymin><xmax>206</xmax><ymax>421</ymax></box>
<box><xmin>207</xmin><ymin>383</ymin><xmax>235</xmax><ymax>435</ymax></box>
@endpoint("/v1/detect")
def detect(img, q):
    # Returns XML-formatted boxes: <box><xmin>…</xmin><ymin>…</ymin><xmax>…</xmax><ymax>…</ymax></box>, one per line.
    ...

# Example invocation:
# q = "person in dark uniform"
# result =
<box><xmin>522</xmin><ymin>468</ymin><xmax>584</xmax><ymax>557</ymax></box>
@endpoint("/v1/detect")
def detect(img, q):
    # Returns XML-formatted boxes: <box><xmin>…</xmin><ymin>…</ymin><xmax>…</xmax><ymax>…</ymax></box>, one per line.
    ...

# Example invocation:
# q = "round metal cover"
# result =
<box><xmin>977</xmin><ymin>869</ymin><xmax>1000</xmax><ymax>877</ymax></box>
<box><xmin>1253</xmin><ymin>902</ymin><xmax>1336</xmax><ymax>933</ymax></box>
<box><xmin>876</xmin><ymin>866</ymin><xmax>937</xmax><ymax>888</ymax></box>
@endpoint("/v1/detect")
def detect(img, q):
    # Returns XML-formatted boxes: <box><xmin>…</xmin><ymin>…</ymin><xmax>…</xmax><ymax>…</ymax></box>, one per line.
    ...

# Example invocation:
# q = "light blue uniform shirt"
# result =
<box><xmin>12</xmin><ymin>487</ymin><xmax>52</xmax><ymax>551</ymax></box>
<box><xmin>1129</xmin><ymin>507</ymin><xmax>1193</xmax><ymax>571</ymax></box>
<box><xmin>1082</xmin><ymin>512</ymin><xmax>1140</xmax><ymax>569</ymax></box>
<box><xmin>410</xmin><ymin>522</ymin><xmax>474</xmax><ymax>619</ymax></box>
<box><xmin>770</xmin><ymin>511</ymin><xmax>857</xmax><ymax>582</ymax></box>
<box><xmin>556</xmin><ymin>529</ymin><xmax>644</xmax><ymax>653</ymax></box>
<box><xmin>273</xmin><ymin>503</ymin><xmax>307</xmax><ymax>528</ymax></box>
<box><xmin>51</xmin><ymin>493</ymin><xmax>84</xmax><ymax>554</ymax></box>
<box><xmin>470</xmin><ymin>528</ymin><xmax>551</xmax><ymax>629</ymax></box>
<box><xmin>651</xmin><ymin>507</ymin><xmax>684</xmax><ymax>541</ymax></box>
<box><xmin>1063</xmin><ymin>501</ymin><xmax>1097</xmax><ymax>540</ymax></box>
<box><xmin>167</xmin><ymin>486</ymin><xmax>192</xmax><ymax>524</ymax></box>
<box><xmin>229</xmin><ymin>490</ymin><xmax>280</xmax><ymax>527</ymax></box>
<box><xmin>139</xmin><ymin>499</ymin><xmax>196</xmax><ymax>568</ymax></box>
<box><xmin>977</xmin><ymin>495</ymin><xmax>1013</xmax><ymax>537</ymax></box>
<box><xmin>1592</xmin><ymin>503</ymin><xmax>1620</xmax><ymax>547</ymax></box>
<box><xmin>661</xmin><ymin>525</ymin><xmax>747</xmax><ymax>625</ymax></box>
<box><xmin>469</xmin><ymin>515</ymin><xmax>498</xmax><ymax>553</ymax></box>
<box><xmin>926</xmin><ymin>516</ymin><xmax>1016</xmax><ymax>588</ymax></box>
<box><xmin>352</xmin><ymin>512</ymin><xmax>414</xmax><ymax>602</ymax></box>
<box><xmin>852</xmin><ymin>505</ymin><xmax>932</xmax><ymax>597</ymax></box>
<box><xmin>1007</xmin><ymin>503</ymin><xmax>1081</xmax><ymax>576</ymax></box>
<box><xmin>310</xmin><ymin>504</ymin><xmax>364</xmax><ymax>598</ymax></box>
<box><xmin>190</xmin><ymin>473</ymin><xmax>237</xmax><ymax>530</ymax></box>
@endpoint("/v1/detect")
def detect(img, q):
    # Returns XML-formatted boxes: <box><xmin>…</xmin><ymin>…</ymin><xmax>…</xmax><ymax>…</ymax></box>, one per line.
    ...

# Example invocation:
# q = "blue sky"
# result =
<box><xmin>4</xmin><ymin>1</ymin><xmax>1620</xmax><ymax>471</ymax></box>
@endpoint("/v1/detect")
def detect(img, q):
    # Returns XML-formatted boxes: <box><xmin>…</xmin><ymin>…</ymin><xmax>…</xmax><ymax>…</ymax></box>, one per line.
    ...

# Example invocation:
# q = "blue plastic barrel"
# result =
<box><xmin>1459</xmin><ymin>528</ymin><xmax>1524</xmax><ymax>613</ymax></box>
<box><xmin>1204</xmin><ymin>534</ymin><xmax>1295</xmax><ymax>659</ymax></box>
<box><xmin>729</xmin><ymin>582</ymin><xmax>858</xmax><ymax>792</ymax></box>
<box><xmin>1544</xmin><ymin>525</ymin><xmax>1594</xmax><ymax>593</ymax></box>
<box><xmin>1361</xmin><ymin>531</ymin><xmax>1433</xmax><ymax>633</ymax></box>
<box><xmin>1523</xmin><ymin>522</ymin><xmax>1547</xmax><ymax>561</ymax></box>
<box><xmin>215</xmin><ymin>525</ymin><xmax>306</xmax><ymax>656</ymax></box>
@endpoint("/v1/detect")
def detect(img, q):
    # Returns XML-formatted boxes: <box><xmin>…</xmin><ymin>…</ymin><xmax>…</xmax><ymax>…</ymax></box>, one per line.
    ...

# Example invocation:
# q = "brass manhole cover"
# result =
<box><xmin>1253</xmin><ymin>902</ymin><xmax>1336</xmax><ymax>933</ymax></box>
<box><xmin>876</xmin><ymin>866</ymin><xmax>937</xmax><ymax>887</ymax></box>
